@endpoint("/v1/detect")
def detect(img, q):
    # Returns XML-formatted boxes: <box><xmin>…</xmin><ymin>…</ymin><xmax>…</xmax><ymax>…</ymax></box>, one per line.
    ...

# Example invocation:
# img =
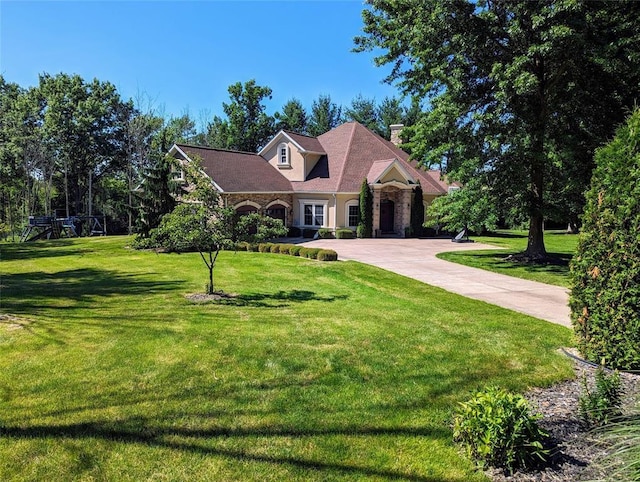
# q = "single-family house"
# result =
<box><xmin>168</xmin><ymin>122</ymin><xmax>455</xmax><ymax>237</ymax></box>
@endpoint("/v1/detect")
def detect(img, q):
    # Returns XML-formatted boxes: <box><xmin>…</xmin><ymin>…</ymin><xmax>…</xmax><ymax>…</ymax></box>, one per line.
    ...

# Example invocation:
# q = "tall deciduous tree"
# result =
<box><xmin>206</xmin><ymin>80</ymin><xmax>275</xmax><ymax>152</ymax></box>
<box><xmin>307</xmin><ymin>94</ymin><xmax>342</xmax><ymax>137</ymax></box>
<box><xmin>356</xmin><ymin>0</ymin><xmax>640</xmax><ymax>259</ymax></box>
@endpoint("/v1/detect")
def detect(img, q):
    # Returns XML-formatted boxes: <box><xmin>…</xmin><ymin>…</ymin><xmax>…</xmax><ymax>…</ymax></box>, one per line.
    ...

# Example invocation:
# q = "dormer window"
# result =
<box><xmin>277</xmin><ymin>143</ymin><xmax>290</xmax><ymax>167</ymax></box>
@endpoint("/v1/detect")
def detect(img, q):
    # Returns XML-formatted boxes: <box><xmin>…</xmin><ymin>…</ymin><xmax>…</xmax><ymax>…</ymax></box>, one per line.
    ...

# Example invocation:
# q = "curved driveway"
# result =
<box><xmin>304</xmin><ymin>238</ymin><xmax>571</xmax><ymax>328</ymax></box>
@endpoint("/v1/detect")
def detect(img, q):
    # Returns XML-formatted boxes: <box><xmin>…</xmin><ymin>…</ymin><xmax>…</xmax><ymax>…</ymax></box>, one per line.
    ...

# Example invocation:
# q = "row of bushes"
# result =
<box><xmin>234</xmin><ymin>242</ymin><xmax>338</xmax><ymax>261</ymax></box>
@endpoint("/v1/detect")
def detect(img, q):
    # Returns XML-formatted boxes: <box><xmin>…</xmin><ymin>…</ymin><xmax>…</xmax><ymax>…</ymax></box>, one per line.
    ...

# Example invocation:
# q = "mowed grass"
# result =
<box><xmin>437</xmin><ymin>230</ymin><xmax>580</xmax><ymax>287</ymax></box>
<box><xmin>0</xmin><ymin>237</ymin><xmax>574</xmax><ymax>481</ymax></box>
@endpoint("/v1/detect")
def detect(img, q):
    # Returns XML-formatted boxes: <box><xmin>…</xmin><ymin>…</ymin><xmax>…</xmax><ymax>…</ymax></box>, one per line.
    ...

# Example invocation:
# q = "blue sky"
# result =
<box><xmin>1</xmin><ymin>0</ymin><xmax>401</xmax><ymax>127</ymax></box>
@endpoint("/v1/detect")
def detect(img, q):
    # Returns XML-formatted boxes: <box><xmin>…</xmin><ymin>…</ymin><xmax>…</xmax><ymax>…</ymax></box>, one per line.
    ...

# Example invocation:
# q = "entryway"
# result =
<box><xmin>380</xmin><ymin>200</ymin><xmax>395</xmax><ymax>233</ymax></box>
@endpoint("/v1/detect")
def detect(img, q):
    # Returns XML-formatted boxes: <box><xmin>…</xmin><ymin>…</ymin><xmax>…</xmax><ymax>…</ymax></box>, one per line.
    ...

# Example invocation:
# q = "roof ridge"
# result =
<box><xmin>176</xmin><ymin>143</ymin><xmax>259</xmax><ymax>156</ymax></box>
<box><xmin>283</xmin><ymin>130</ymin><xmax>318</xmax><ymax>140</ymax></box>
<box><xmin>335</xmin><ymin>122</ymin><xmax>358</xmax><ymax>191</ymax></box>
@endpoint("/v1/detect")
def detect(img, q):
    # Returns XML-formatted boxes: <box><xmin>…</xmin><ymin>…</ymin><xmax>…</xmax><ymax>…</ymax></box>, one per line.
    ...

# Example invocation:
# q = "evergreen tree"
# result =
<box><xmin>410</xmin><ymin>182</ymin><xmax>424</xmax><ymax>236</ymax></box>
<box><xmin>275</xmin><ymin>98</ymin><xmax>307</xmax><ymax>134</ymax></box>
<box><xmin>307</xmin><ymin>94</ymin><xmax>342</xmax><ymax>136</ymax></box>
<box><xmin>357</xmin><ymin>179</ymin><xmax>373</xmax><ymax>238</ymax></box>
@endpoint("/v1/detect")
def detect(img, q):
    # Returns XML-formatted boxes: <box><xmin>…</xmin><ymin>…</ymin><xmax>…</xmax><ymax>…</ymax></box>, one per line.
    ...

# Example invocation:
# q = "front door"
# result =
<box><xmin>380</xmin><ymin>200</ymin><xmax>395</xmax><ymax>233</ymax></box>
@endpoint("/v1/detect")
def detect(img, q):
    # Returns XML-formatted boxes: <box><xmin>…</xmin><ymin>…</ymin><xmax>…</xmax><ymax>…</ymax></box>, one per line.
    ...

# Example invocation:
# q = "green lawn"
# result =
<box><xmin>0</xmin><ymin>237</ymin><xmax>574</xmax><ymax>481</ymax></box>
<box><xmin>437</xmin><ymin>230</ymin><xmax>580</xmax><ymax>287</ymax></box>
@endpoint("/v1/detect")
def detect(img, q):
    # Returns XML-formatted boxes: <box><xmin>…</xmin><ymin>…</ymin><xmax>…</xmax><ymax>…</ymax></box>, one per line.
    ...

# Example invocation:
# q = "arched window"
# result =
<box><xmin>278</xmin><ymin>143</ymin><xmax>290</xmax><ymax>166</ymax></box>
<box><xmin>265</xmin><ymin>203</ymin><xmax>287</xmax><ymax>224</ymax></box>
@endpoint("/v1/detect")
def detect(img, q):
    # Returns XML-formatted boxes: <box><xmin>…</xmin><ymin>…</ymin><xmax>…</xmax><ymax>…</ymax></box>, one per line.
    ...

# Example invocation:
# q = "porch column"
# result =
<box><xmin>372</xmin><ymin>187</ymin><xmax>381</xmax><ymax>237</ymax></box>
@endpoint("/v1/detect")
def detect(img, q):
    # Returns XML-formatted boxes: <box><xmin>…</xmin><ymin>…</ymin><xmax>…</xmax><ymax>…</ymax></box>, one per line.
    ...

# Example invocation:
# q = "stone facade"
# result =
<box><xmin>373</xmin><ymin>185</ymin><xmax>413</xmax><ymax>237</ymax></box>
<box><xmin>222</xmin><ymin>193</ymin><xmax>295</xmax><ymax>227</ymax></box>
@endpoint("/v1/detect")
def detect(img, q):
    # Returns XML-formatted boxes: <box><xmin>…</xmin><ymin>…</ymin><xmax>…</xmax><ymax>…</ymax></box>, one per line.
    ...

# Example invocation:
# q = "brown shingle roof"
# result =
<box><xmin>174</xmin><ymin>144</ymin><xmax>292</xmax><ymax>193</ymax></box>
<box><xmin>292</xmin><ymin>122</ymin><xmax>449</xmax><ymax>195</ymax></box>
<box><xmin>284</xmin><ymin>131</ymin><xmax>325</xmax><ymax>154</ymax></box>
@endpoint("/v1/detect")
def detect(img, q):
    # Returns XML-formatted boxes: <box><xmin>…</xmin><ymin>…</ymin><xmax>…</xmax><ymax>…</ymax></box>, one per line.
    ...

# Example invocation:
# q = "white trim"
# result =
<box><xmin>372</xmin><ymin>180</ymin><xmax>412</xmax><ymax>190</ymax></box>
<box><xmin>298</xmin><ymin>199</ymin><xmax>328</xmax><ymax>228</ymax></box>
<box><xmin>369</xmin><ymin>158</ymin><xmax>417</xmax><ymax>186</ymax></box>
<box><xmin>344</xmin><ymin>199</ymin><xmax>360</xmax><ymax>228</ymax></box>
<box><xmin>277</xmin><ymin>142</ymin><xmax>290</xmax><ymax>167</ymax></box>
<box><xmin>258</xmin><ymin>131</ymin><xmax>325</xmax><ymax>157</ymax></box>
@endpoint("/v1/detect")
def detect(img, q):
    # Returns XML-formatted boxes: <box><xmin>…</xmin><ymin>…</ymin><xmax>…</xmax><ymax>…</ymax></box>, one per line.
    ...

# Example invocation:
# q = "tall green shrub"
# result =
<box><xmin>410</xmin><ymin>182</ymin><xmax>424</xmax><ymax>237</ymax></box>
<box><xmin>357</xmin><ymin>179</ymin><xmax>373</xmax><ymax>238</ymax></box>
<box><xmin>570</xmin><ymin>109</ymin><xmax>640</xmax><ymax>370</ymax></box>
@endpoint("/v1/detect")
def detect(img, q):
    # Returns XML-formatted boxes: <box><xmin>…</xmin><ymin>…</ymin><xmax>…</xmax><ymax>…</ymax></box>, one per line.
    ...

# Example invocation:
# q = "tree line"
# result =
<box><xmin>0</xmin><ymin>74</ymin><xmax>418</xmax><ymax>239</ymax></box>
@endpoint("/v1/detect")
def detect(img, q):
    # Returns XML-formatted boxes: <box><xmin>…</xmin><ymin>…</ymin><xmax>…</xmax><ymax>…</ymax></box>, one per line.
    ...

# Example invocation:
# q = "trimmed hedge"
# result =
<box><xmin>318</xmin><ymin>228</ymin><xmax>334</xmax><ymax>239</ymax></box>
<box><xmin>336</xmin><ymin>228</ymin><xmax>354</xmax><ymax>239</ymax></box>
<box><xmin>289</xmin><ymin>246</ymin><xmax>302</xmax><ymax>256</ymax></box>
<box><xmin>570</xmin><ymin>109</ymin><xmax>640</xmax><ymax>370</ymax></box>
<box><xmin>269</xmin><ymin>244</ymin><xmax>281</xmax><ymax>254</ymax></box>
<box><xmin>258</xmin><ymin>243</ymin><xmax>274</xmax><ymax>253</ymax></box>
<box><xmin>317</xmin><ymin>249</ymin><xmax>338</xmax><ymax>261</ymax></box>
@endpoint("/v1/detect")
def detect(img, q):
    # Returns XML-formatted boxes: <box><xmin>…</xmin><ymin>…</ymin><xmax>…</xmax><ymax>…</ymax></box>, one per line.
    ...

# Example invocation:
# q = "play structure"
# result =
<box><xmin>20</xmin><ymin>215</ymin><xmax>106</xmax><ymax>242</ymax></box>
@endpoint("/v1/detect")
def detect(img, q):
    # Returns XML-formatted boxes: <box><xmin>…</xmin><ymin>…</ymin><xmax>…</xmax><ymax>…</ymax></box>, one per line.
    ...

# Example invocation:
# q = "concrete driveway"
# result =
<box><xmin>303</xmin><ymin>238</ymin><xmax>571</xmax><ymax>328</ymax></box>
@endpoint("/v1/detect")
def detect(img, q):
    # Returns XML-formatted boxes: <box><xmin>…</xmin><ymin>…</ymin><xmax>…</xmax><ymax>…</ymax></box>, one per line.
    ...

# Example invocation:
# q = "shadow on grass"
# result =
<box><xmin>1</xmin><ymin>268</ymin><xmax>183</xmax><ymax>314</ymax></box>
<box><xmin>2</xmin><ymin>420</ymin><xmax>450</xmax><ymax>481</ymax></box>
<box><xmin>198</xmin><ymin>290</ymin><xmax>349</xmax><ymax>308</ymax></box>
<box><xmin>0</xmin><ymin>239</ymin><xmax>83</xmax><ymax>261</ymax></box>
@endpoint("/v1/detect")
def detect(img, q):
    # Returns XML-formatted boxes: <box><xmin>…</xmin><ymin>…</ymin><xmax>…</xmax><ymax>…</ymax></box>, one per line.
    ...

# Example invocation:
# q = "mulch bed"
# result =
<box><xmin>487</xmin><ymin>349</ymin><xmax>640</xmax><ymax>482</ymax></box>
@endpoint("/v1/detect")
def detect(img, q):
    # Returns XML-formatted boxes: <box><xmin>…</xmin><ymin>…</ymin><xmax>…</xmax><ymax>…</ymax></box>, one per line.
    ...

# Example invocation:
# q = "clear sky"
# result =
<box><xmin>1</xmin><ymin>0</ymin><xmax>401</xmax><ymax>127</ymax></box>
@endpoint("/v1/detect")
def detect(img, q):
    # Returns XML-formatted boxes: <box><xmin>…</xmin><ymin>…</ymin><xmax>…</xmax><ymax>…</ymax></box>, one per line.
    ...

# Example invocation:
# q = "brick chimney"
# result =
<box><xmin>390</xmin><ymin>124</ymin><xmax>404</xmax><ymax>146</ymax></box>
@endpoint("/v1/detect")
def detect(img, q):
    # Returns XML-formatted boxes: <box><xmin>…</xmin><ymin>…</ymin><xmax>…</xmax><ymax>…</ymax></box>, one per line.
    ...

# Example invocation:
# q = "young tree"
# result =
<box><xmin>143</xmin><ymin>157</ymin><xmax>287</xmax><ymax>294</ymax></box>
<box><xmin>307</xmin><ymin>94</ymin><xmax>342</xmax><ymax>136</ymax></box>
<box><xmin>570</xmin><ymin>109</ymin><xmax>640</xmax><ymax>370</ymax></box>
<box><xmin>275</xmin><ymin>98</ymin><xmax>308</xmax><ymax>133</ymax></box>
<box><xmin>206</xmin><ymin>80</ymin><xmax>275</xmax><ymax>152</ymax></box>
<box><xmin>426</xmin><ymin>183</ymin><xmax>498</xmax><ymax>235</ymax></box>
<box><xmin>356</xmin><ymin>1</ymin><xmax>640</xmax><ymax>260</ymax></box>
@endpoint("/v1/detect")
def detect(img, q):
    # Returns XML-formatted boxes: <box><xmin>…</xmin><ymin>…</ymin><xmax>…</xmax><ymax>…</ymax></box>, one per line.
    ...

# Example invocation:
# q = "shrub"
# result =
<box><xmin>453</xmin><ymin>387</ymin><xmax>549</xmax><ymax>473</ymax></box>
<box><xmin>570</xmin><ymin>108</ymin><xmax>640</xmax><ymax>370</ymax></box>
<box><xmin>234</xmin><ymin>241</ymin><xmax>248</xmax><ymax>251</ymax></box>
<box><xmin>287</xmin><ymin>226</ymin><xmax>301</xmax><ymax>237</ymax></box>
<box><xmin>289</xmin><ymin>245</ymin><xmax>302</xmax><ymax>256</ymax></box>
<box><xmin>278</xmin><ymin>244</ymin><xmax>294</xmax><ymax>255</ymax></box>
<box><xmin>317</xmin><ymin>249</ymin><xmax>338</xmax><ymax>261</ymax></box>
<box><xmin>358</xmin><ymin>179</ymin><xmax>373</xmax><ymax>238</ymax></box>
<box><xmin>579</xmin><ymin>368</ymin><xmax>623</xmax><ymax>427</ymax></box>
<box><xmin>302</xmin><ymin>228</ymin><xmax>317</xmax><ymax>239</ymax></box>
<box><xmin>305</xmin><ymin>248</ymin><xmax>321</xmax><ymax>259</ymax></box>
<box><xmin>335</xmin><ymin>228</ymin><xmax>354</xmax><ymax>239</ymax></box>
<box><xmin>318</xmin><ymin>228</ymin><xmax>334</xmax><ymax>239</ymax></box>
<box><xmin>298</xmin><ymin>247</ymin><xmax>310</xmax><ymax>258</ymax></box>
<box><xmin>258</xmin><ymin>243</ymin><xmax>273</xmax><ymax>253</ymax></box>
<box><xmin>270</xmin><ymin>244</ymin><xmax>281</xmax><ymax>254</ymax></box>
<box><xmin>246</xmin><ymin>243</ymin><xmax>259</xmax><ymax>252</ymax></box>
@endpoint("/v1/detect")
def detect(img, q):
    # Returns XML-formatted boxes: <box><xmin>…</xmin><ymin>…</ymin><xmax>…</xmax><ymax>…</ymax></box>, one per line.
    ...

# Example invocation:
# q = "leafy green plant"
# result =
<box><xmin>317</xmin><ymin>249</ymin><xmax>338</xmax><ymax>261</ymax></box>
<box><xmin>579</xmin><ymin>368</ymin><xmax>623</xmax><ymax>427</ymax></box>
<box><xmin>270</xmin><ymin>244</ymin><xmax>281</xmax><ymax>254</ymax></box>
<box><xmin>258</xmin><ymin>243</ymin><xmax>274</xmax><ymax>253</ymax></box>
<box><xmin>278</xmin><ymin>244</ymin><xmax>294</xmax><ymax>255</ymax></box>
<box><xmin>289</xmin><ymin>245</ymin><xmax>302</xmax><ymax>256</ymax></box>
<box><xmin>570</xmin><ymin>109</ymin><xmax>640</xmax><ymax>370</ymax></box>
<box><xmin>318</xmin><ymin>228</ymin><xmax>334</xmax><ymax>239</ymax></box>
<box><xmin>335</xmin><ymin>228</ymin><xmax>354</xmax><ymax>239</ymax></box>
<box><xmin>453</xmin><ymin>386</ymin><xmax>549</xmax><ymax>473</ymax></box>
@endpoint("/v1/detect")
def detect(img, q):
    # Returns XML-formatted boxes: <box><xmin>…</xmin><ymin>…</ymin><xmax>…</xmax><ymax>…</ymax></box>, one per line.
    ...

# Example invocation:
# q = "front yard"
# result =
<box><xmin>0</xmin><ymin>237</ymin><xmax>573</xmax><ymax>481</ymax></box>
<box><xmin>437</xmin><ymin>230</ymin><xmax>579</xmax><ymax>287</ymax></box>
